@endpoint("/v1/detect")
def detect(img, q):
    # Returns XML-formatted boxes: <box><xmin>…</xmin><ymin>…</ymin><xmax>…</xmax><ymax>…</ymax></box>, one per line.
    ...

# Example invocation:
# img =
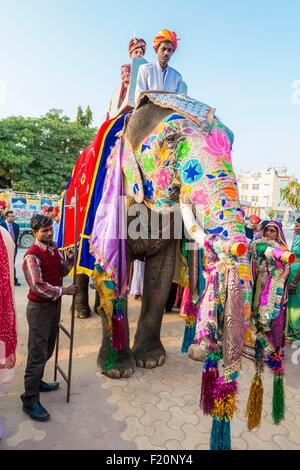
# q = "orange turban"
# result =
<box><xmin>129</xmin><ymin>37</ymin><xmax>146</xmax><ymax>56</ymax></box>
<box><xmin>249</xmin><ymin>214</ymin><xmax>261</xmax><ymax>224</ymax></box>
<box><xmin>153</xmin><ymin>29</ymin><xmax>179</xmax><ymax>52</ymax></box>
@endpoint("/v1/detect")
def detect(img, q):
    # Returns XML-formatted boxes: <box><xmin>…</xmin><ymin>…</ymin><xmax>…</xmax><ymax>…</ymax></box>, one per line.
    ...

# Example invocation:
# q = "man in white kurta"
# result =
<box><xmin>135</xmin><ymin>29</ymin><xmax>184</xmax><ymax>104</ymax></box>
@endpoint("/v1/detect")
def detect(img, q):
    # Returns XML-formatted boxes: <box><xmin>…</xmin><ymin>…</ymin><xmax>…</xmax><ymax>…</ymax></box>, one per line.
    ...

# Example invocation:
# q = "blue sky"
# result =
<box><xmin>1</xmin><ymin>0</ymin><xmax>299</xmax><ymax>176</ymax></box>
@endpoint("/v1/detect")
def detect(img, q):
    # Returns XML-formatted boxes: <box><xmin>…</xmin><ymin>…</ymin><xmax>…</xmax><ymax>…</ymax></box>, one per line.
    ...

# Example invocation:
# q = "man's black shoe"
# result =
<box><xmin>22</xmin><ymin>402</ymin><xmax>50</xmax><ymax>421</ymax></box>
<box><xmin>39</xmin><ymin>380</ymin><xmax>59</xmax><ymax>392</ymax></box>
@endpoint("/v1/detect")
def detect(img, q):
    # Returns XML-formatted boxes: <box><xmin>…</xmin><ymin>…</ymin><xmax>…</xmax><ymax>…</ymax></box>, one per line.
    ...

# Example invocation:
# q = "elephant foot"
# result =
<box><xmin>74</xmin><ymin>306</ymin><xmax>91</xmax><ymax>319</ymax></box>
<box><xmin>97</xmin><ymin>346</ymin><xmax>136</xmax><ymax>379</ymax></box>
<box><xmin>132</xmin><ymin>340</ymin><xmax>166</xmax><ymax>369</ymax></box>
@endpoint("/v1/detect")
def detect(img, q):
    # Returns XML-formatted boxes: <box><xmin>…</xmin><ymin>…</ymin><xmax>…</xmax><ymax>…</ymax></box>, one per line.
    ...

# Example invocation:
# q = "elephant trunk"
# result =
<box><xmin>180</xmin><ymin>200</ymin><xmax>247</xmax><ymax>257</ymax></box>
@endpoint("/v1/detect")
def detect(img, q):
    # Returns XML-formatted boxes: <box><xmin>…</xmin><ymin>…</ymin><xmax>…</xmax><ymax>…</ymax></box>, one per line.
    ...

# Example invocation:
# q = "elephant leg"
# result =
<box><xmin>165</xmin><ymin>282</ymin><xmax>178</xmax><ymax>312</ymax></box>
<box><xmin>73</xmin><ymin>273</ymin><xmax>91</xmax><ymax>319</ymax></box>
<box><xmin>97</xmin><ymin>298</ymin><xmax>136</xmax><ymax>379</ymax></box>
<box><xmin>132</xmin><ymin>239</ymin><xmax>177</xmax><ymax>369</ymax></box>
<box><xmin>94</xmin><ymin>290</ymin><xmax>100</xmax><ymax>314</ymax></box>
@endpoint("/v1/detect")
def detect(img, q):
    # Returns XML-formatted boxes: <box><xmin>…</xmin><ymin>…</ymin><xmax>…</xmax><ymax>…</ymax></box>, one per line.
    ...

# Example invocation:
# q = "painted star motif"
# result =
<box><xmin>184</xmin><ymin>162</ymin><xmax>202</xmax><ymax>183</ymax></box>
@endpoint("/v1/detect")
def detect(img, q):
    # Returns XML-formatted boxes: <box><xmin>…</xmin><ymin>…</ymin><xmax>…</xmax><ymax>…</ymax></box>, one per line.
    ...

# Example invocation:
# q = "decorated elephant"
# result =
<box><xmin>89</xmin><ymin>92</ymin><xmax>252</xmax><ymax>392</ymax></box>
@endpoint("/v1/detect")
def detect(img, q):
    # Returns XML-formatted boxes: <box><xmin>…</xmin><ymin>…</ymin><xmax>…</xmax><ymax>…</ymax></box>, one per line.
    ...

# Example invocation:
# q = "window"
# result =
<box><xmin>252</xmin><ymin>184</ymin><xmax>260</xmax><ymax>190</ymax></box>
<box><xmin>251</xmin><ymin>196</ymin><xmax>259</xmax><ymax>202</ymax></box>
<box><xmin>276</xmin><ymin>212</ymin><xmax>284</xmax><ymax>221</ymax></box>
<box><xmin>242</xmin><ymin>184</ymin><xmax>249</xmax><ymax>190</ymax></box>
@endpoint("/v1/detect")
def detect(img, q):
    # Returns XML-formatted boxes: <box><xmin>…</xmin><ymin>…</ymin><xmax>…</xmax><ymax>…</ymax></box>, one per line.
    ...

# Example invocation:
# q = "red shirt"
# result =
<box><xmin>22</xmin><ymin>240</ymin><xmax>71</xmax><ymax>302</ymax></box>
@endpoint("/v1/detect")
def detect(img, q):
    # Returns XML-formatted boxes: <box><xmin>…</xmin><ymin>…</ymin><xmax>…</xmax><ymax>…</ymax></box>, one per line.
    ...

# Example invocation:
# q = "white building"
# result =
<box><xmin>237</xmin><ymin>167</ymin><xmax>297</xmax><ymax>226</ymax></box>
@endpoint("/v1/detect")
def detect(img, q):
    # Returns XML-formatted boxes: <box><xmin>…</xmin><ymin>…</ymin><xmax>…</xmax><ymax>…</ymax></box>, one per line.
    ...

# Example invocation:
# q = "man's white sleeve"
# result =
<box><xmin>175</xmin><ymin>74</ymin><xmax>184</xmax><ymax>93</ymax></box>
<box><xmin>135</xmin><ymin>66</ymin><xmax>148</xmax><ymax>105</ymax></box>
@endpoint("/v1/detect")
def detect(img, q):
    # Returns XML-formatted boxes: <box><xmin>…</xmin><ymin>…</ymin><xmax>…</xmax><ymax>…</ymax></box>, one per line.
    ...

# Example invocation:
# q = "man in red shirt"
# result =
<box><xmin>21</xmin><ymin>214</ymin><xmax>77</xmax><ymax>421</ymax></box>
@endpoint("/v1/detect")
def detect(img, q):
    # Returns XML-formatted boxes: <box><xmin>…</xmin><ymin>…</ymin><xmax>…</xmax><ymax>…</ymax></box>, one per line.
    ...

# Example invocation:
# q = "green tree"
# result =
<box><xmin>0</xmin><ymin>109</ymin><xmax>97</xmax><ymax>194</ymax></box>
<box><xmin>280</xmin><ymin>181</ymin><xmax>300</xmax><ymax>213</ymax></box>
<box><xmin>268</xmin><ymin>208</ymin><xmax>276</xmax><ymax>219</ymax></box>
<box><xmin>76</xmin><ymin>105</ymin><xmax>85</xmax><ymax>126</ymax></box>
<box><xmin>85</xmin><ymin>105</ymin><xmax>93</xmax><ymax>127</ymax></box>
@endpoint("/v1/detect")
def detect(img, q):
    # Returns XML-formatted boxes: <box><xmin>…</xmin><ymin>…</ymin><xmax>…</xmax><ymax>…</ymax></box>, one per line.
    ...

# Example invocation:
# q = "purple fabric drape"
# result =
<box><xmin>90</xmin><ymin>138</ymin><xmax>127</xmax><ymax>297</ymax></box>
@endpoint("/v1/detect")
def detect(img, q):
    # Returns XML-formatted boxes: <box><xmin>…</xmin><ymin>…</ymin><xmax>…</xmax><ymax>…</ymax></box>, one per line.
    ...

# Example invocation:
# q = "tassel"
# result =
<box><xmin>112</xmin><ymin>316</ymin><xmax>126</xmax><ymax>351</ymax></box>
<box><xmin>210</xmin><ymin>417</ymin><xmax>223</xmax><ymax>450</ymax></box>
<box><xmin>209</xmin><ymin>378</ymin><xmax>237</xmax><ymax>450</ymax></box>
<box><xmin>266</xmin><ymin>351</ymin><xmax>285</xmax><ymax>425</ymax></box>
<box><xmin>200</xmin><ymin>361</ymin><xmax>219</xmax><ymax>415</ymax></box>
<box><xmin>104</xmin><ymin>342</ymin><xmax>118</xmax><ymax>371</ymax></box>
<box><xmin>210</xmin><ymin>417</ymin><xmax>232</xmax><ymax>450</ymax></box>
<box><xmin>272</xmin><ymin>374</ymin><xmax>285</xmax><ymax>425</ymax></box>
<box><xmin>246</xmin><ymin>373</ymin><xmax>263</xmax><ymax>430</ymax></box>
<box><xmin>181</xmin><ymin>322</ymin><xmax>196</xmax><ymax>353</ymax></box>
<box><xmin>222</xmin><ymin>418</ymin><xmax>231</xmax><ymax>450</ymax></box>
<box><xmin>200</xmin><ymin>351</ymin><xmax>222</xmax><ymax>415</ymax></box>
<box><xmin>111</xmin><ymin>297</ymin><xmax>126</xmax><ymax>352</ymax></box>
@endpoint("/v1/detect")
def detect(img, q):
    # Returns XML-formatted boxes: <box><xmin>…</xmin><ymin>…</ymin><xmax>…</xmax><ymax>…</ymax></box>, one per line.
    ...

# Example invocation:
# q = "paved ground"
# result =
<box><xmin>1</xmin><ymin>249</ymin><xmax>300</xmax><ymax>450</ymax></box>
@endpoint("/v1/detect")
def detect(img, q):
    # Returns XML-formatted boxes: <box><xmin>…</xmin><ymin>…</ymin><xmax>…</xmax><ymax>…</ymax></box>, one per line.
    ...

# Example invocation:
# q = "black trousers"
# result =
<box><xmin>21</xmin><ymin>299</ymin><xmax>60</xmax><ymax>406</ymax></box>
<box><xmin>14</xmin><ymin>248</ymin><xmax>17</xmax><ymax>283</ymax></box>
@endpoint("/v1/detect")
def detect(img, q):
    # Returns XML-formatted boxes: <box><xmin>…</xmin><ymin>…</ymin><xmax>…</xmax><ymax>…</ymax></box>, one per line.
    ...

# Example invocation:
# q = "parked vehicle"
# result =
<box><xmin>0</xmin><ymin>189</ymin><xmax>61</xmax><ymax>248</ymax></box>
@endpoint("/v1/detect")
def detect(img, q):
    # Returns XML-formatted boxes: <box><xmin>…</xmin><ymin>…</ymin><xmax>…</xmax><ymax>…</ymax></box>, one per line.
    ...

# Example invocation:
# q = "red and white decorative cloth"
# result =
<box><xmin>0</xmin><ymin>228</ymin><xmax>17</xmax><ymax>372</ymax></box>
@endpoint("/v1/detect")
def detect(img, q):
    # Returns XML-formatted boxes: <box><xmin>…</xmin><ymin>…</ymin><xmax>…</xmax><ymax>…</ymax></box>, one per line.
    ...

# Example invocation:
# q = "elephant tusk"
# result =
<box><xmin>180</xmin><ymin>200</ymin><xmax>205</xmax><ymax>247</ymax></box>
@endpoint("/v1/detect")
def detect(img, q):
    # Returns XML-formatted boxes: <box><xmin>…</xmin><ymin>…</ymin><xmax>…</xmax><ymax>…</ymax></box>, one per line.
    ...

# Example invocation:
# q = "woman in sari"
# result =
<box><xmin>250</xmin><ymin>220</ymin><xmax>290</xmax><ymax>350</ymax></box>
<box><xmin>246</xmin><ymin>220</ymin><xmax>291</xmax><ymax>428</ymax></box>
<box><xmin>286</xmin><ymin>217</ymin><xmax>300</xmax><ymax>341</ymax></box>
<box><xmin>0</xmin><ymin>226</ymin><xmax>17</xmax><ymax>438</ymax></box>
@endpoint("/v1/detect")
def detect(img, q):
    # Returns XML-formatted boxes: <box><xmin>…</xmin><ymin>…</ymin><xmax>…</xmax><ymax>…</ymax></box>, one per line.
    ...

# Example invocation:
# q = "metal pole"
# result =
<box><xmin>66</xmin><ymin>187</ymin><xmax>78</xmax><ymax>402</ymax></box>
<box><xmin>54</xmin><ymin>191</ymin><xmax>67</xmax><ymax>382</ymax></box>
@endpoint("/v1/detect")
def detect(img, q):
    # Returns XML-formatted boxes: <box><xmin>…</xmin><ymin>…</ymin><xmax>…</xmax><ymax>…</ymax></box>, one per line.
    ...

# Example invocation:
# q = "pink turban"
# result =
<box><xmin>128</xmin><ymin>38</ymin><xmax>146</xmax><ymax>56</ymax></box>
<box><xmin>153</xmin><ymin>29</ymin><xmax>179</xmax><ymax>52</ymax></box>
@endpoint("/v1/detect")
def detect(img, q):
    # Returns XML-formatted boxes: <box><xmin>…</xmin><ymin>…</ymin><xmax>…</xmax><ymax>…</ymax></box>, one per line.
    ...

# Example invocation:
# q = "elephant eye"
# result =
<box><xmin>164</xmin><ymin>128</ymin><xmax>183</xmax><ymax>149</ymax></box>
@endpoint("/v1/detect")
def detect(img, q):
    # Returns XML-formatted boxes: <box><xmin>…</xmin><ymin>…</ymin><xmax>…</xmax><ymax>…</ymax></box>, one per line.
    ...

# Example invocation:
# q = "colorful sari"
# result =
<box><xmin>286</xmin><ymin>235</ymin><xmax>300</xmax><ymax>340</ymax></box>
<box><xmin>0</xmin><ymin>227</ymin><xmax>17</xmax><ymax>375</ymax></box>
<box><xmin>246</xmin><ymin>220</ymin><xmax>290</xmax><ymax>429</ymax></box>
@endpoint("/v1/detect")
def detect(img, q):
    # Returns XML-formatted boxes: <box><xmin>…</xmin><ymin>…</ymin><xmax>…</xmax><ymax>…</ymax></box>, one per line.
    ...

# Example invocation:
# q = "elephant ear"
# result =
<box><xmin>124</xmin><ymin>101</ymin><xmax>173</xmax><ymax>152</ymax></box>
<box><xmin>122</xmin><ymin>137</ymin><xmax>144</xmax><ymax>204</ymax></box>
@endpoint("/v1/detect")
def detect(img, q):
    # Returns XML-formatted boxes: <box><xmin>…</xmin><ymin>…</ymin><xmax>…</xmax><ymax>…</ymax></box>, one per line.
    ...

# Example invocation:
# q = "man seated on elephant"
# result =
<box><xmin>107</xmin><ymin>37</ymin><xmax>147</xmax><ymax>120</ymax></box>
<box><xmin>120</xmin><ymin>37</ymin><xmax>147</xmax><ymax>105</ymax></box>
<box><xmin>135</xmin><ymin>29</ymin><xmax>184</xmax><ymax>104</ymax></box>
